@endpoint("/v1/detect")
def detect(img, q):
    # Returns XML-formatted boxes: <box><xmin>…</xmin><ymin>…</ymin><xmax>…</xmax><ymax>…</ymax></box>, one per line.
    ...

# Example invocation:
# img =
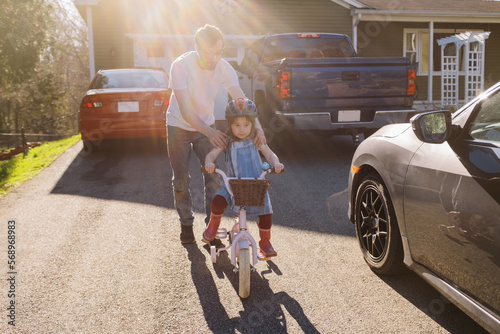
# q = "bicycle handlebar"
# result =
<box><xmin>201</xmin><ymin>166</ymin><xmax>282</xmax><ymax>199</ymax></box>
<box><xmin>201</xmin><ymin>167</ymin><xmax>284</xmax><ymax>175</ymax></box>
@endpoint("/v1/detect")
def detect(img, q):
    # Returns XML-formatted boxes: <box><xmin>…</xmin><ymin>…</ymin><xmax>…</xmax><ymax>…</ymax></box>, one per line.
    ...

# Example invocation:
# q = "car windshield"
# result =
<box><xmin>90</xmin><ymin>69</ymin><xmax>168</xmax><ymax>89</ymax></box>
<box><xmin>262</xmin><ymin>36</ymin><xmax>355</xmax><ymax>63</ymax></box>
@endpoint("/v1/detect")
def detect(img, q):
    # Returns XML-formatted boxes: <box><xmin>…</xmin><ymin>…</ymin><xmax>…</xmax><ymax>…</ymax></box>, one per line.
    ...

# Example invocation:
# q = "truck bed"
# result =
<box><xmin>275</xmin><ymin>57</ymin><xmax>413</xmax><ymax>110</ymax></box>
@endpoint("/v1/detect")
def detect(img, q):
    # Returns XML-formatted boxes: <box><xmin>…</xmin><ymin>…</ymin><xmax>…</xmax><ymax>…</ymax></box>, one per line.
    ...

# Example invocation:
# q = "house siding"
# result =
<box><xmin>357</xmin><ymin>21</ymin><xmax>500</xmax><ymax>103</ymax></box>
<box><xmin>78</xmin><ymin>0</ymin><xmax>500</xmax><ymax>105</ymax></box>
<box><xmin>87</xmin><ymin>0</ymin><xmax>353</xmax><ymax>72</ymax></box>
<box><xmin>356</xmin><ymin>22</ymin><xmax>406</xmax><ymax>57</ymax></box>
<box><xmin>91</xmin><ymin>1</ymin><xmax>134</xmax><ymax>71</ymax></box>
<box><xmin>243</xmin><ymin>0</ymin><xmax>352</xmax><ymax>35</ymax></box>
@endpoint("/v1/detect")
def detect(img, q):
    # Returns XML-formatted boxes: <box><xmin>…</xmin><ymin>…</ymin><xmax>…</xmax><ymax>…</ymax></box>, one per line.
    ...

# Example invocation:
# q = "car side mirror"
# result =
<box><xmin>411</xmin><ymin>110</ymin><xmax>452</xmax><ymax>144</ymax></box>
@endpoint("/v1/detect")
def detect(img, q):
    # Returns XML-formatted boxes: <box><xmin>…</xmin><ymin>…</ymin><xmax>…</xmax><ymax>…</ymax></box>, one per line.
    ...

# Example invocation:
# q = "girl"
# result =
<box><xmin>203</xmin><ymin>98</ymin><xmax>284</xmax><ymax>258</ymax></box>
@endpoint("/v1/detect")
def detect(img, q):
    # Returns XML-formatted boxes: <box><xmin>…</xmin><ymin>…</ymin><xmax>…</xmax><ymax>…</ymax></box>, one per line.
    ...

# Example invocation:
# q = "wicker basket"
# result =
<box><xmin>229</xmin><ymin>178</ymin><xmax>270</xmax><ymax>207</ymax></box>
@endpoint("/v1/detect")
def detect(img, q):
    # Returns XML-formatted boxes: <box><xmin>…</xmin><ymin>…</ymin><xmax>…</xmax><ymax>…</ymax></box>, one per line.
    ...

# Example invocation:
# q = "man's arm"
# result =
<box><xmin>175</xmin><ymin>88</ymin><xmax>228</xmax><ymax>149</ymax></box>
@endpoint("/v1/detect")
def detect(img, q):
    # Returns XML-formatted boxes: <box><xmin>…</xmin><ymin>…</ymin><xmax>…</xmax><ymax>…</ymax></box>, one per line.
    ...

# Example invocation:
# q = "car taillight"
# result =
<box><xmin>154</xmin><ymin>92</ymin><xmax>170</xmax><ymax>107</ymax></box>
<box><xmin>276</xmin><ymin>71</ymin><xmax>291</xmax><ymax>99</ymax></box>
<box><xmin>81</xmin><ymin>95</ymin><xmax>102</xmax><ymax>108</ymax></box>
<box><xmin>407</xmin><ymin>69</ymin><xmax>416</xmax><ymax>96</ymax></box>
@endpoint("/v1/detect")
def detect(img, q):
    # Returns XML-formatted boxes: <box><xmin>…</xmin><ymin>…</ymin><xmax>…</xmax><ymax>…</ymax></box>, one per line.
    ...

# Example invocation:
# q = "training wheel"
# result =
<box><xmin>210</xmin><ymin>245</ymin><xmax>217</xmax><ymax>263</ymax></box>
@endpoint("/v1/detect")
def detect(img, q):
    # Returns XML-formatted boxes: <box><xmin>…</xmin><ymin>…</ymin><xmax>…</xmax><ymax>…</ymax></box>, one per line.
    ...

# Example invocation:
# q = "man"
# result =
<box><xmin>167</xmin><ymin>24</ymin><xmax>266</xmax><ymax>244</ymax></box>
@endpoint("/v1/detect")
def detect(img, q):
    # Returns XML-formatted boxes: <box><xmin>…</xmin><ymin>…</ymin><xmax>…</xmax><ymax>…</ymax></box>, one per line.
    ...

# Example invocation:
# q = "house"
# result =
<box><xmin>332</xmin><ymin>0</ymin><xmax>500</xmax><ymax>110</ymax></box>
<box><xmin>74</xmin><ymin>0</ymin><xmax>500</xmax><ymax>115</ymax></box>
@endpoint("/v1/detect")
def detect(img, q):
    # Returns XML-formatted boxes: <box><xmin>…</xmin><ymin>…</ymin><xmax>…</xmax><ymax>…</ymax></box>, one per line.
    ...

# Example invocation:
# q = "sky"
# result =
<box><xmin>55</xmin><ymin>0</ymin><xmax>85</xmax><ymax>27</ymax></box>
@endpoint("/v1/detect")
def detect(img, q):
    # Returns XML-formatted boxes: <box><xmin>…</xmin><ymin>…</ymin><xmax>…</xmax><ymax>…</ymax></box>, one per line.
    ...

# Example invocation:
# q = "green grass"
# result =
<box><xmin>0</xmin><ymin>134</ymin><xmax>81</xmax><ymax>197</ymax></box>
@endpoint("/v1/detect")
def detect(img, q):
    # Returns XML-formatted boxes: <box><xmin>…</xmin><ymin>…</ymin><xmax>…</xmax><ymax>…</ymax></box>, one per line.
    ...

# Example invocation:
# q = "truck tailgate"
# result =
<box><xmin>283</xmin><ymin>57</ymin><xmax>412</xmax><ymax>110</ymax></box>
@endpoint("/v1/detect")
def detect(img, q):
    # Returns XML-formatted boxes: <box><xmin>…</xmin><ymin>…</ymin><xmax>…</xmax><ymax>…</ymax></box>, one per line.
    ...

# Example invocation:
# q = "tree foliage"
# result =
<box><xmin>0</xmin><ymin>0</ymin><xmax>89</xmax><ymax>136</ymax></box>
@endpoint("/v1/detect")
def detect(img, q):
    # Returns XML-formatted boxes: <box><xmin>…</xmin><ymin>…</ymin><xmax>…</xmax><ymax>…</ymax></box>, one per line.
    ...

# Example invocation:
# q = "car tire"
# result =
<box><xmin>354</xmin><ymin>173</ymin><xmax>405</xmax><ymax>275</ymax></box>
<box><xmin>82</xmin><ymin>140</ymin><xmax>96</xmax><ymax>153</ymax></box>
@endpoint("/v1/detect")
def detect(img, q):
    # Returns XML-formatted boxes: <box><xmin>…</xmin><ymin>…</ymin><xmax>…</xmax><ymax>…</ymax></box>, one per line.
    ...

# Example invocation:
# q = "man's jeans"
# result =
<box><xmin>167</xmin><ymin>125</ymin><xmax>220</xmax><ymax>227</ymax></box>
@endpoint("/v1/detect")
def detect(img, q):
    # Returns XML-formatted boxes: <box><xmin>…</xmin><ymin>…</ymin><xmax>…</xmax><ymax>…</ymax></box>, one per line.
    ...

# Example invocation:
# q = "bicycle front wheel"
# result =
<box><xmin>238</xmin><ymin>248</ymin><xmax>251</xmax><ymax>298</ymax></box>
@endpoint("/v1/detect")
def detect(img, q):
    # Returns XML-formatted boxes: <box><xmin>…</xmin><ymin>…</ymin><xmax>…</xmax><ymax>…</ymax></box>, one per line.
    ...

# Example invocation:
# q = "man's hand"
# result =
<box><xmin>207</xmin><ymin>128</ymin><xmax>228</xmax><ymax>149</ymax></box>
<box><xmin>253</xmin><ymin>128</ymin><xmax>267</xmax><ymax>148</ymax></box>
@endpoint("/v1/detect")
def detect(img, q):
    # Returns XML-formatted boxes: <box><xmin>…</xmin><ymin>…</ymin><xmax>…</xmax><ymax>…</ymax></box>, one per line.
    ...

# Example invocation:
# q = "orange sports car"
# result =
<box><xmin>79</xmin><ymin>68</ymin><xmax>171</xmax><ymax>148</ymax></box>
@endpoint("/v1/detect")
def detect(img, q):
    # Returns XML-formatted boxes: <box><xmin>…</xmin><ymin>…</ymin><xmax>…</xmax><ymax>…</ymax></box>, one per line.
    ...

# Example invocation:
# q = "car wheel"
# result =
<box><xmin>354</xmin><ymin>173</ymin><xmax>405</xmax><ymax>275</ymax></box>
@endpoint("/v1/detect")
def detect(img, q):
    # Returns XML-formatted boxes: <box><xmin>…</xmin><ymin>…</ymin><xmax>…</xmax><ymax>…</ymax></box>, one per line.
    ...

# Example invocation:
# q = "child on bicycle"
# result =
<box><xmin>203</xmin><ymin>98</ymin><xmax>284</xmax><ymax>258</ymax></box>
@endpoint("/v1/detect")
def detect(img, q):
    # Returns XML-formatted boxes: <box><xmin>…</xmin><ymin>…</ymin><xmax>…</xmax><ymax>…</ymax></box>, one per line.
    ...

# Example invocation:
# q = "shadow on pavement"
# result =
<box><xmin>184</xmin><ymin>243</ymin><xmax>320</xmax><ymax>333</ymax></box>
<box><xmin>50</xmin><ymin>133</ymin><xmax>359</xmax><ymax>237</ymax></box>
<box><xmin>51</xmin><ymin>138</ymin><xmax>175</xmax><ymax>208</ymax></box>
<box><xmin>378</xmin><ymin>270</ymin><xmax>488</xmax><ymax>334</ymax></box>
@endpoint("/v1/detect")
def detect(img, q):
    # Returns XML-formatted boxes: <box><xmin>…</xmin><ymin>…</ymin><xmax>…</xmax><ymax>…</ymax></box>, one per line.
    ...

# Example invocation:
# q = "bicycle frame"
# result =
<box><xmin>212</xmin><ymin>168</ymin><xmax>270</xmax><ymax>268</ymax></box>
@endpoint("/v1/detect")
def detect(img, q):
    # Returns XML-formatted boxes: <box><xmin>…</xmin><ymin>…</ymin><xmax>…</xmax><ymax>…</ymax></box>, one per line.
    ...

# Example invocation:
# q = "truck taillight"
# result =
<box><xmin>407</xmin><ymin>69</ymin><xmax>416</xmax><ymax>96</ymax></box>
<box><xmin>276</xmin><ymin>71</ymin><xmax>291</xmax><ymax>99</ymax></box>
<box><xmin>80</xmin><ymin>95</ymin><xmax>102</xmax><ymax>108</ymax></box>
<box><xmin>154</xmin><ymin>91</ymin><xmax>170</xmax><ymax>107</ymax></box>
<box><xmin>298</xmin><ymin>33</ymin><xmax>320</xmax><ymax>38</ymax></box>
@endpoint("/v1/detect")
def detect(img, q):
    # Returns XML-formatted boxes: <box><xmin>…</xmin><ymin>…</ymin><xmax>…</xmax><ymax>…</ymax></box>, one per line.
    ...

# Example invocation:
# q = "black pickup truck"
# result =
<box><xmin>237</xmin><ymin>33</ymin><xmax>417</xmax><ymax>141</ymax></box>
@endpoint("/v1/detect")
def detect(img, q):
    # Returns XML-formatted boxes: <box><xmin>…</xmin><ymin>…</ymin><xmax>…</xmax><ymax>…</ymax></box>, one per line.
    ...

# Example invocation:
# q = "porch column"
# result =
<box><xmin>352</xmin><ymin>13</ymin><xmax>361</xmax><ymax>53</ymax></box>
<box><xmin>427</xmin><ymin>21</ymin><xmax>434</xmax><ymax>103</ymax></box>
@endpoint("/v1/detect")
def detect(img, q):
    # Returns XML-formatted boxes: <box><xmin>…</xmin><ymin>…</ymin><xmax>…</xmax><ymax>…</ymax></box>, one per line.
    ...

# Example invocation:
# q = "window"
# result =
<box><xmin>468</xmin><ymin>90</ymin><xmax>500</xmax><ymax>144</ymax></box>
<box><xmin>223</xmin><ymin>47</ymin><xmax>238</xmax><ymax>58</ymax></box>
<box><xmin>262</xmin><ymin>36</ymin><xmax>355</xmax><ymax>63</ymax></box>
<box><xmin>239</xmin><ymin>38</ymin><xmax>265</xmax><ymax>75</ymax></box>
<box><xmin>404</xmin><ymin>29</ymin><xmax>475</xmax><ymax>76</ymax></box>
<box><xmin>91</xmin><ymin>69</ymin><xmax>168</xmax><ymax>90</ymax></box>
<box><xmin>147</xmin><ymin>46</ymin><xmax>165</xmax><ymax>58</ymax></box>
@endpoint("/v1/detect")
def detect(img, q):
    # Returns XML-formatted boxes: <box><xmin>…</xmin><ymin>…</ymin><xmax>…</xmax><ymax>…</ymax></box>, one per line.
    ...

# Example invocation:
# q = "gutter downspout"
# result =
<box><xmin>352</xmin><ymin>12</ymin><xmax>361</xmax><ymax>53</ymax></box>
<box><xmin>427</xmin><ymin>21</ymin><xmax>434</xmax><ymax>104</ymax></box>
<box><xmin>86</xmin><ymin>6</ymin><xmax>96</xmax><ymax>79</ymax></box>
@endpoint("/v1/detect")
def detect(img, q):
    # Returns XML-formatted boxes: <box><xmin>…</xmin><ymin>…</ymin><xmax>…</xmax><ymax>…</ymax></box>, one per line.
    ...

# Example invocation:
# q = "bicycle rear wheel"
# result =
<box><xmin>238</xmin><ymin>248</ymin><xmax>251</xmax><ymax>298</ymax></box>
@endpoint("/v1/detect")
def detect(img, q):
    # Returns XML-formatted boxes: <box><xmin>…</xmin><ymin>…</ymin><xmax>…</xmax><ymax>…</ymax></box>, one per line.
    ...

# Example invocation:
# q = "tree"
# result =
<box><xmin>0</xmin><ymin>0</ymin><xmax>89</xmax><ymax>139</ymax></box>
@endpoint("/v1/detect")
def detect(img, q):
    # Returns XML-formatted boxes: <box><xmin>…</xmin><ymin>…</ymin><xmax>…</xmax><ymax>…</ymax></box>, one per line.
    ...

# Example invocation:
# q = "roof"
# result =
<box><xmin>331</xmin><ymin>0</ymin><xmax>500</xmax><ymax>22</ymax></box>
<box><xmin>343</xmin><ymin>0</ymin><xmax>500</xmax><ymax>12</ymax></box>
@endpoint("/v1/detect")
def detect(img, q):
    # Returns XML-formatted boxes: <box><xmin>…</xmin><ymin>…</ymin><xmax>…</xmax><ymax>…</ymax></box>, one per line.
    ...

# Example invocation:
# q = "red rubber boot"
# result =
<box><xmin>258</xmin><ymin>228</ymin><xmax>277</xmax><ymax>258</ymax></box>
<box><xmin>202</xmin><ymin>213</ymin><xmax>222</xmax><ymax>243</ymax></box>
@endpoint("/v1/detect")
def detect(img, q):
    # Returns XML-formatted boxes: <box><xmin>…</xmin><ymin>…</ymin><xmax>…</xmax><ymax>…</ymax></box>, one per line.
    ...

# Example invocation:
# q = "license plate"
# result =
<box><xmin>118</xmin><ymin>101</ymin><xmax>139</xmax><ymax>112</ymax></box>
<box><xmin>338</xmin><ymin>110</ymin><xmax>361</xmax><ymax>122</ymax></box>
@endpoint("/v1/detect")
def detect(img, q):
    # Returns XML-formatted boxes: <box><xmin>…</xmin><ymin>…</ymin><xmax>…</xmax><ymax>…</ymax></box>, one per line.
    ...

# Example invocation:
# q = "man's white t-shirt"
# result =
<box><xmin>167</xmin><ymin>51</ymin><xmax>239</xmax><ymax>131</ymax></box>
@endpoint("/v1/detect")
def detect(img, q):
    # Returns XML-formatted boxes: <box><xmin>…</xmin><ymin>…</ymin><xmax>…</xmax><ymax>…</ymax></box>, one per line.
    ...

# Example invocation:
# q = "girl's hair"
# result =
<box><xmin>225</xmin><ymin>115</ymin><xmax>256</xmax><ymax>149</ymax></box>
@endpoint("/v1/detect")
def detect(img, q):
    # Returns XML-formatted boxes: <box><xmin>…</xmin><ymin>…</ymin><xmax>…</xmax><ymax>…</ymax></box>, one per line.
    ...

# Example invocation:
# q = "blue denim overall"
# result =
<box><xmin>216</xmin><ymin>138</ymin><xmax>273</xmax><ymax>216</ymax></box>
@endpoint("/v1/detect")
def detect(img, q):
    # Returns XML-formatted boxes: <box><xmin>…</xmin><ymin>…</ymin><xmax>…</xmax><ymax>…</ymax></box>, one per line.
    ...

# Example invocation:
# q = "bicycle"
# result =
<box><xmin>202</xmin><ymin>163</ymin><xmax>280</xmax><ymax>298</ymax></box>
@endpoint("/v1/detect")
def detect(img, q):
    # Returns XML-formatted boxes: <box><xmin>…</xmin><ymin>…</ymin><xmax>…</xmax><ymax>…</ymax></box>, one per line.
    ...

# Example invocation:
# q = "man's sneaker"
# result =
<box><xmin>180</xmin><ymin>225</ymin><xmax>195</xmax><ymax>244</ymax></box>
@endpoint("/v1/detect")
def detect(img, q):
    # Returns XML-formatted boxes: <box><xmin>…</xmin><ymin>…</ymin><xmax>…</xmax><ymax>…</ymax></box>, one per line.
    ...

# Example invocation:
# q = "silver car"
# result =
<box><xmin>348</xmin><ymin>81</ymin><xmax>500</xmax><ymax>333</ymax></box>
